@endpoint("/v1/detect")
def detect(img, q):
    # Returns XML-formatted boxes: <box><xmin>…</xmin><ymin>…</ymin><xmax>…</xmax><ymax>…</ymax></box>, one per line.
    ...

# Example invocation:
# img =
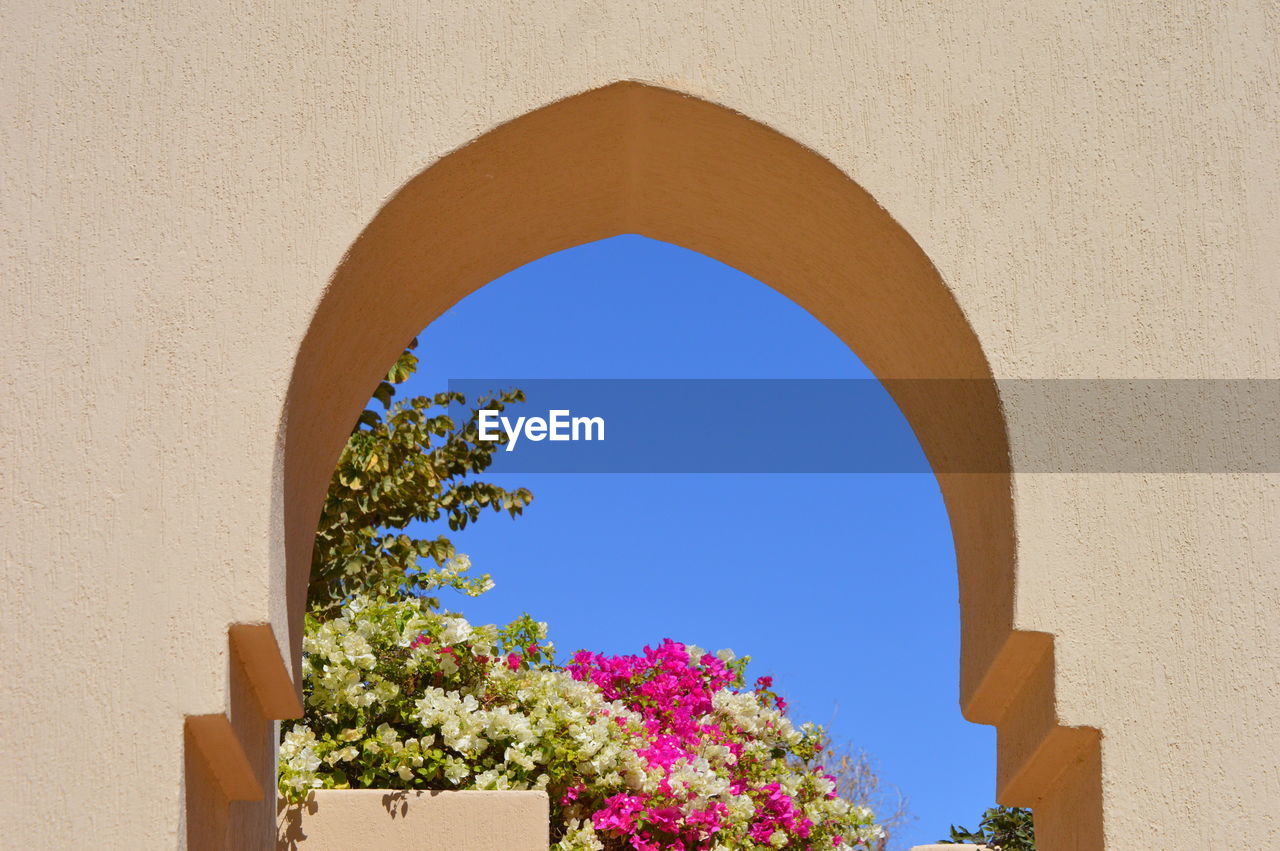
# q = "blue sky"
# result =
<box><xmin>398</xmin><ymin>234</ymin><xmax>994</xmax><ymax>848</ymax></box>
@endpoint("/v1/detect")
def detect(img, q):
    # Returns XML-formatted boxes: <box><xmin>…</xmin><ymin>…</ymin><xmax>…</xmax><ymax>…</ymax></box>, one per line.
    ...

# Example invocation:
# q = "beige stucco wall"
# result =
<box><xmin>2</xmin><ymin>1</ymin><xmax>1276</xmax><ymax>848</ymax></box>
<box><xmin>278</xmin><ymin>790</ymin><xmax>548</xmax><ymax>850</ymax></box>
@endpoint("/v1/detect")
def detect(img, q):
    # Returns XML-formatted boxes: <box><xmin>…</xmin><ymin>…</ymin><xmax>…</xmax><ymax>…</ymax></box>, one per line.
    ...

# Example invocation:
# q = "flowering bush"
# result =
<box><xmin>280</xmin><ymin>578</ymin><xmax>883</xmax><ymax>850</ymax></box>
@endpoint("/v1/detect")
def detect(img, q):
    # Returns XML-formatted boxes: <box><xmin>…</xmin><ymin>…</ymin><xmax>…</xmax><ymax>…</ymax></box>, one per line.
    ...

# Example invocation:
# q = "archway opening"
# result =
<box><xmin>277</xmin><ymin>82</ymin><xmax>1101</xmax><ymax>848</ymax></box>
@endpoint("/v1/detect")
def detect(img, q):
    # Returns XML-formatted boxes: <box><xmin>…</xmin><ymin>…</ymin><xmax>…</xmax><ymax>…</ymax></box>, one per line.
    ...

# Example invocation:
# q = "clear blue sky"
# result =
<box><xmin>399</xmin><ymin>235</ymin><xmax>995</xmax><ymax>848</ymax></box>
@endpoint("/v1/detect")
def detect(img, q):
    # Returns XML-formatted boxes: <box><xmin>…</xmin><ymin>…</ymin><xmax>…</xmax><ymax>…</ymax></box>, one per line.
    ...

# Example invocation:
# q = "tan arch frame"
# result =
<box><xmin>276</xmin><ymin>82</ymin><xmax>1101</xmax><ymax>848</ymax></box>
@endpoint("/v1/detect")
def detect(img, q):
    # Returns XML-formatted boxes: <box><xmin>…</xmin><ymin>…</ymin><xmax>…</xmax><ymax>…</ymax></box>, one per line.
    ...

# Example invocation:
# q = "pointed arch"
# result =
<box><xmin>278</xmin><ymin>82</ymin><xmax>1101</xmax><ymax>847</ymax></box>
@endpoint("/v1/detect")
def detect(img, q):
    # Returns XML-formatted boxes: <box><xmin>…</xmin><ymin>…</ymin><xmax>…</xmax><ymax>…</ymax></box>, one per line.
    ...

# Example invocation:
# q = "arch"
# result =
<box><xmin>280</xmin><ymin>82</ymin><xmax>1101</xmax><ymax>846</ymax></box>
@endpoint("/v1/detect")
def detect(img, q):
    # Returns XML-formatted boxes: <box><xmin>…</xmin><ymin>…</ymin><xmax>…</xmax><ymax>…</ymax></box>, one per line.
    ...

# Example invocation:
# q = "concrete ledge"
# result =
<box><xmin>185</xmin><ymin>714</ymin><xmax>264</xmax><ymax>802</ymax></box>
<box><xmin>229</xmin><ymin>623</ymin><xmax>303</xmax><ymax>720</ymax></box>
<box><xmin>277</xmin><ymin>790</ymin><xmax>549</xmax><ymax>850</ymax></box>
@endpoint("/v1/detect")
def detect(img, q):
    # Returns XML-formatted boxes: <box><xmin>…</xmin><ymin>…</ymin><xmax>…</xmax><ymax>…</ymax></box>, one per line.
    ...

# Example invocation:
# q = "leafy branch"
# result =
<box><xmin>308</xmin><ymin>339</ymin><xmax>532</xmax><ymax>616</ymax></box>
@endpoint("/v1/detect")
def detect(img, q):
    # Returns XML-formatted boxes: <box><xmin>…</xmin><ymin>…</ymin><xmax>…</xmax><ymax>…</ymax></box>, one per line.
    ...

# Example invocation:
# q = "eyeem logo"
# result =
<box><xmin>477</xmin><ymin>409</ymin><xmax>605</xmax><ymax>451</ymax></box>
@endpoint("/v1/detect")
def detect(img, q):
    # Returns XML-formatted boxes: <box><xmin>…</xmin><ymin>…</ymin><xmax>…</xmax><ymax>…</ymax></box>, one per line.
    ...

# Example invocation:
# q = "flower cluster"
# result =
<box><xmin>560</xmin><ymin>642</ymin><xmax>881</xmax><ymax>850</ymax></box>
<box><xmin>280</xmin><ymin>591</ymin><xmax>882</xmax><ymax>850</ymax></box>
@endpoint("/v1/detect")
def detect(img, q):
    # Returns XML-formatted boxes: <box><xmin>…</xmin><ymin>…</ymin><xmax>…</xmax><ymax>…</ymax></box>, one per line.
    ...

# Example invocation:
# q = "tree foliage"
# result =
<box><xmin>940</xmin><ymin>805</ymin><xmax>1035</xmax><ymax>850</ymax></box>
<box><xmin>308</xmin><ymin>339</ymin><xmax>532</xmax><ymax>617</ymax></box>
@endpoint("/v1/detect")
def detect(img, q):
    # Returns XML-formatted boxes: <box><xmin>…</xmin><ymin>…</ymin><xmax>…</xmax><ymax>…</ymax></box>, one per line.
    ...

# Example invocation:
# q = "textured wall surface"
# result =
<box><xmin>277</xmin><ymin>790</ymin><xmax>549</xmax><ymax>850</ymax></box>
<box><xmin>2</xmin><ymin>1</ymin><xmax>1276</xmax><ymax>848</ymax></box>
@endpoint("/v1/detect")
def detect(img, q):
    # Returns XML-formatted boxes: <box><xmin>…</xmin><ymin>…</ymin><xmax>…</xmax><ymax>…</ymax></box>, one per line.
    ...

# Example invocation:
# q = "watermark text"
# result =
<box><xmin>477</xmin><ymin>409</ymin><xmax>605</xmax><ymax>451</ymax></box>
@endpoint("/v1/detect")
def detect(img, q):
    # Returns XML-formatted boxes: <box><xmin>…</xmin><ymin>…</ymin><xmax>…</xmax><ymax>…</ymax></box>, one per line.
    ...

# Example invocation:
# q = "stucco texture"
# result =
<box><xmin>278</xmin><ymin>790</ymin><xmax>548</xmax><ymax>850</ymax></box>
<box><xmin>2</xmin><ymin>1</ymin><xmax>1276</xmax><ymax>848</ymax></box>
